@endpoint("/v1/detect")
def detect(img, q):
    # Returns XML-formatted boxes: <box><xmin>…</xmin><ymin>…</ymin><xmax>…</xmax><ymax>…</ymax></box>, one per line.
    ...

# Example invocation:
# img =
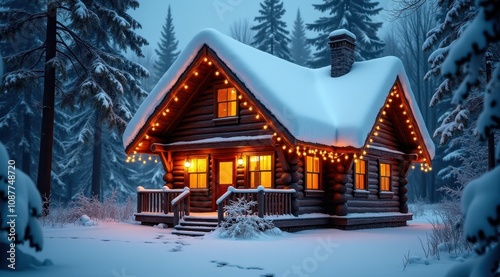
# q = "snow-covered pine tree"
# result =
<box><xmin>251</xmin><ymin>0</ymin><xmax>291</xmax><ymax>61</ymax></box>
<box><xmin>437</xmin><ymin>1</ymin><xmax>500</xmax><ymax>276</ymax></box>
<box><xmin>307</xmin><ymin>0</ymin><xmax>385</xmax><ymax>68</ymax></box>
<box><xmin>153</xmin><ymin>5</ymin><xmax>180</xmax><ymax>82</ymax></box>
<box><xmin>0</xmin><ymin>0</ymin><xmax>44</xmax><ymax>181</ymax></box>
<box><xmin>60</xmin><ymin>104</ymin><xmax>144</xmax><ymax>200</ymax></box>
<box><xmin>0</xmin><ymin>0</ymin><xmax>149</xmax><ymax>210</ymax></box>
<box><xmin>423</xmin><ymin>0</ymin><xmax>478</xmax><ymax>146</ymax></box>
<box><xmin>290</xmin><ymin>9</ymin><xmax>311</xmax><ymax>67</ymax></box>
<box><xmin>0</xmin><ymin>141</ymin><xmax>51</xmax><ymax>270</ymax></box>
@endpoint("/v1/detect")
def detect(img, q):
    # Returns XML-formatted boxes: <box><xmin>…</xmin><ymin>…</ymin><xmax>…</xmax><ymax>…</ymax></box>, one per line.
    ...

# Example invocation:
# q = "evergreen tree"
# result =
<box><xmin>307</xmin><ymin>0</ymin><xmax>385</xmax><ymax>68</ymax></box>
<box><xmin>423</xmin><ymin>0</ymin><xmax>477</xmax><ymax>146</ymax></box>
<box><xmin>290</xmin><ymin>9</ymin><xmax>311</xmax><ymax>67</ymax></box>
<box><xmin>0</xmin><ymin>0</ymin><xmax>149</xmax><ymax>212</ymax></box>
<box><xmin>436</xmin><ymin>1</ymin><xmax>500</xmax><ymax>275</ymax></box>
<box><xmin>0</xmin><ymin>0</ymin><xmax>44</xmax><ymax>181</ymax></box>
<box><xmin>251</xmin><ymin>0</ymin><xmax>291</xmax><ymax>61</ymax></box>
<box><xmin>153</xmin><ymin>5</ymin><xmax>180</xmax><ymax>82</ymax></box>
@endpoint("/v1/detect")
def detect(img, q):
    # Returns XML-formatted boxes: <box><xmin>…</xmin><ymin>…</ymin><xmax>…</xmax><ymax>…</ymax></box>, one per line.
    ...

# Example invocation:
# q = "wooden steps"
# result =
<box><xmin>172</xmin><ymin>215</ymin><xmax>218</xmax><ymax>236</ymax></box>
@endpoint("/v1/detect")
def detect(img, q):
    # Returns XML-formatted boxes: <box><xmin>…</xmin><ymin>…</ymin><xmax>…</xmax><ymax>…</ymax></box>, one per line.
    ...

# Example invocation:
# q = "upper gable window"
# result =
<box><xmin>217</xmin><ymin>87</ymin><xmax>238</xmax><ymax>118</ymax></box>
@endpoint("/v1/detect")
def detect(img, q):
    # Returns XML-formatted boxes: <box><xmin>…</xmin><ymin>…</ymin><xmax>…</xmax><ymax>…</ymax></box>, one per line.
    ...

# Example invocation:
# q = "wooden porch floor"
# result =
<box><xmin>134</xmin><ymin>212</ymin><xmax>413</xmax><ymax>231</ymax></box>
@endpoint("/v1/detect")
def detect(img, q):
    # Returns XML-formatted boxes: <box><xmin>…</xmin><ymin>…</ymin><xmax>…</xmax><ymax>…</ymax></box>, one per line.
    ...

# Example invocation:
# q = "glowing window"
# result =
<box><xmin>188</xmin><ymin>158</ymin><xmax>207</xmax><ymax>189</ymax></box>
<box><xmin>306</xmin><ymin>156</ymin><xmax>320</xmax><ymax>190</ymax></box>
<box><xmin>354</xmin><ymin>160</ymin><xmax>366</xmax><ymax>190</ymax></box>
<box><xmin>379</xmin><ymin>163</ymin><xmax>391</xmax><ymax>191</ymax></box>
<box><xmin>248</xmin><ymin>155</ymin><xmax>272</xmax><ymax>188</ymax></box>
<box><xmin>217</xmin><ymin>88</ymin><xmax>237</xmax><ymax>118</ymax></box>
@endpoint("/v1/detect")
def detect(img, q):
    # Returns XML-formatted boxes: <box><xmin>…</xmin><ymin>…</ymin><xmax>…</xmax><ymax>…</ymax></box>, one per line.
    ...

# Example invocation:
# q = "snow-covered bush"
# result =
<box><xmin>77</xmin><ymin>215</ymin><xmax>97</xmax><ymax>227</ymax></box>
<box><xmin>0</xmin><ymin>141</ymin><xmax>51</xmax><ymax>270</ymax></box>
<box><xmin>218</xmin><ymin>197</ymin><xmax>281</xmax><ymax>239</ymax></box>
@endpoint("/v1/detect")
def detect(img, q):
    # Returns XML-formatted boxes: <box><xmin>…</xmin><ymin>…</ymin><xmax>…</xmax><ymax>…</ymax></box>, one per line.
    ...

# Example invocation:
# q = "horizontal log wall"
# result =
<box><xmin>345</xmin><ymin>158</ymin><xmax>402</xmax><ymax>213</ymax></box>
<box><xmin>371</xmin><ymin>112</ymin><xmax>401</xmax><ymax>151</ymax></box>
<box><xmin>165</xmin><ymin>79</ymin><xmax>274</xmax><ymax>144</ymax></box>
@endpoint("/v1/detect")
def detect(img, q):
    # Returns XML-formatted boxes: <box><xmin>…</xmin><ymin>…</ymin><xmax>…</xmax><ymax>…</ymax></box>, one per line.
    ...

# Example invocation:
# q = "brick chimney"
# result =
<box><xmin>328</xmin><ymin>29</ymin><xmax>356</xmax><ymax>77</ymax></box>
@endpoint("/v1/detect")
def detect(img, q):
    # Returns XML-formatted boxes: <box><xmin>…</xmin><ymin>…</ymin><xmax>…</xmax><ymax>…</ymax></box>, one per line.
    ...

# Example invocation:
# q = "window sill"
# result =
<box><xmin>353</xmin><ymin>189</ymin><xmax>370</xmax><ymax>198</ymax></box>
<box><xmin>379</xmin><ymin>191</ymin><xmax>394</xmax><ymax>199</ymax></box>
<box><xmin>212</xmin><ymin>117</ymin><xmax>239</xmax><ymax>126</ymax></box>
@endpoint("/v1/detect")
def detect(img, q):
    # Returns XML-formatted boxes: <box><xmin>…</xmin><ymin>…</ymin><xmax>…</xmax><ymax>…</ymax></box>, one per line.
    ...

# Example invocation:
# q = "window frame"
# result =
<box><xmin>379</xmin><ymin>161</ymin><xmax>392</xmax><ymax>191</ymax></box>
<box><xmin>184</xmin><ymin>156</ymin><xmax>209</xmax><ymax>190</ymax></box>
<box><xmin>305</xmin><ymin>155</ymin><xmax>321</xmax><ymax>190</ymax></box>
<box><xmin>353</xmin><ymin>158</ymin><xmax>369</xmax><ymax>197</ymax></box>
<box><xmin>246</xmin><ymin>152</ymin><xmax>274</xmax><ymax>188</ymax></box>
<box><xmin>378</xmin><ymin>159</ymin><xmax>395</xmax><ymax>199</ymax></box>
<box><xmin>213</xmin><ymin>86</ymin><xmax>239</xmax><ymax>125</ymax></box>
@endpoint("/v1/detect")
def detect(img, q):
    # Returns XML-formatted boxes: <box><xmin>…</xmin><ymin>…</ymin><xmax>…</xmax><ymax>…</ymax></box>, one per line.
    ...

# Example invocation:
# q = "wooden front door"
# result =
<box><xmin>214</xmin><ymin>158</ymin><xmax>235</xmax><ymax>209</ymax></box>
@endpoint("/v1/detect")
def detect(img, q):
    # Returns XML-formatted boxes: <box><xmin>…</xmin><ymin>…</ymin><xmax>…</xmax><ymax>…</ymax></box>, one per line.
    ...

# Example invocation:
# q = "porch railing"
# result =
<box><xmin>136</xmin><ymin>186</ymin><xmax>185</xmax><ymax>214</ymax></box>
<box><xmin>171</xmin><ymin>187</ymin><xmax>190</xmax><ymax>226</ymax></box>
<box><xmin>216</xmin><ymin>186</ymin><xmax>296</xmax><ymax>225</ymax></box>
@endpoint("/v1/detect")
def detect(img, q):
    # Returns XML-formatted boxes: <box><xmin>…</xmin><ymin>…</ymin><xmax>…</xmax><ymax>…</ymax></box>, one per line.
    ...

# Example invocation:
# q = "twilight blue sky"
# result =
<box><xmin>130</xmin><ymin>0</ymin><xmax>393</xmax><ymax>52</ymax></box>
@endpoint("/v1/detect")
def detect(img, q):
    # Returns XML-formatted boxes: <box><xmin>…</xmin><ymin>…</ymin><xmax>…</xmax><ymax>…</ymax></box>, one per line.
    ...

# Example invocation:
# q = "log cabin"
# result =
<box><xmin>123</xmin><ymin>28</ymin><xmax>435</xmax><ymax>234</ymax></box>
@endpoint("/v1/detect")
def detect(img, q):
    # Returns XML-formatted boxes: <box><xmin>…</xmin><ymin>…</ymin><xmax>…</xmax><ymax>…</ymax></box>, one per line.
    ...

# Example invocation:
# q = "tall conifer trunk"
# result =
<box><xmin>91</xmin><ymin>113</ymin><xmax>102</xmax><ymax>201</ymax></box>
<box><xmin>37</xmin><ymin>4</ymin><xmax>57</xmax><ymax>215</ymax></box>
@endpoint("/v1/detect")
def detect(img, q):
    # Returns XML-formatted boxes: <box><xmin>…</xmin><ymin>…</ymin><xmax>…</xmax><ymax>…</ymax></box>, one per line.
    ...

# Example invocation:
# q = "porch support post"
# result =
<box><xmin>257</xmin><ymin>186</ymin><xmax>265</xmax><ymax>218</ymax></box>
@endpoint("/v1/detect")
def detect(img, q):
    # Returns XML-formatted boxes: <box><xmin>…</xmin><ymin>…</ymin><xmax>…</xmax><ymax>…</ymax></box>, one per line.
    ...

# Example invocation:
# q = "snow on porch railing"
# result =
<box><xmin>216</xmin><ymin>186</ymin><xmax>297</xmax><ymax>226</ymax></box>
<box><xmin>136</xmin><ymin>186</ymin><xmax>185</xmax><ymax>214</ymax></box>
<box><xmin>171</xmin><ymin>187</ymin><xmax>190</xmax><ymax>226</ymax></box>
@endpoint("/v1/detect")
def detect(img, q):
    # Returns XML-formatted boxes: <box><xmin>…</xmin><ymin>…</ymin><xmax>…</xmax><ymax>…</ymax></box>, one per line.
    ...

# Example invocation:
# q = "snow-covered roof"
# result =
<box><xmin>123</xmin><ymin>28</ymin><xmax>435</xmax><ymax>159</ymax></box>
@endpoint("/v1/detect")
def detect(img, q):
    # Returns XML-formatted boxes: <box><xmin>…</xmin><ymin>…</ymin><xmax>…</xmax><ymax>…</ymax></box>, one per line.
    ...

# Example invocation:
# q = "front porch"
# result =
<box><xmin>135</xmin><ymin>186</ymin><xmax>412</xmax><ymax>235</ymax></box>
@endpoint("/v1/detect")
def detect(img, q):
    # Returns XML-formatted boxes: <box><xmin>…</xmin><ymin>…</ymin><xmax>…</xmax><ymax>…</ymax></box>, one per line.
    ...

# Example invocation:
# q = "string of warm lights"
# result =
<box><xmin>126</xmin><ymin>56</ymin><xmax>273</xmax><ymax>165</ymax></box>
<box><xmin>125</xmin><ymin>58</ymin><xmax>431</xmax><ymax>173</ymax></box>
<box><xmin>363</xmin><ymin>84</ymin><xmax>432</xmax><ymax>172</ymax></box>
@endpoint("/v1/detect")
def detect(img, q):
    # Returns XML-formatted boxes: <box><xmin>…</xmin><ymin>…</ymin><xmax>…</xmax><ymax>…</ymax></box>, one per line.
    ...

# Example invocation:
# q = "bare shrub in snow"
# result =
<box><xmin>427</xmin><ymin>195</ymin><xmax>472</xmax><ymax>258</ymax></box>
<box><xmin>218</xmin><ymin>197</ymin><xmax>280</xmax><ymax>239</ymax></box>
<box><xmin>408</xmin><ymin>197</ymin><xmax>428</xmax><ymax>218</ymax></box>
<box><xmin>41</xmin><ymin>189</ymin><xmax>135</xmax><ymax>226</ymax></box>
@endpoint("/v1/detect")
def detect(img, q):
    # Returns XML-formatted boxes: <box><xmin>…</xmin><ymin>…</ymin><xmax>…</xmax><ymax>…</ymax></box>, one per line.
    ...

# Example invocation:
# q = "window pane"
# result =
<box><xmin>198</xmin><ymin>174</ymin><xmax>207</xmax><ymax>188</ymax></box>
<box><xmin>260</xmin><ymin>172</ymin><xmax>272</xmax><ymax>188</ymax></box>
<box><xmin>306</xmin><ymin>156</ymin><xmax>312</xmax><ymax>172</ymax></box>
<box><xmin>218</xmin><ymin>103</ymin><xmax>228</xmax><ymax>117</ymax></box>
<box><xmin>188</xmin><ymin>159</ymin><xmax>196</xmax><ymax>173</ymax></box>
<box><xmin>228</xmin><ymin>88</ymin><xmax>237</xmax><ymax>100</ymax></box>
<box><xmin>228</xmin><ymin>101</ymin><xmax>237</xmax><ymax>116</ymax></box>
<box><xmin>217</xmin><ymin>89</ymin><xmax>227</xmax><ymax>102</ymax></box>
<box><xmin>190</xmin><ymin>174</ymin><xmax>197</xmax><ymax>188</ymax></box>
<box><xmin>249</xmin><ymin>156</ymin><xmax>259</xmax><ymax>170</ymax></box>
<box><xmin>260</xmin><ymin>155</ymin><xmax>271</xmax><ymax>170</ymax></box>
<box><xmin>312</xmin><ymin>174</ymin><xmax>319</xmax><ymax>189</ymax></box>
<box><xmin>250</xmin><ymin>172</ymin><xmax>258</xmax><ymax>187</ymax></box>
<box><xmin>198</xmin><ymin>158</ymin><xmax>207</xmax><ymax>172</ymax></box>
<box><xmin>314</xmin><ymin>158</ymin><xmax>320</xmax><ymax>172</ymax></box>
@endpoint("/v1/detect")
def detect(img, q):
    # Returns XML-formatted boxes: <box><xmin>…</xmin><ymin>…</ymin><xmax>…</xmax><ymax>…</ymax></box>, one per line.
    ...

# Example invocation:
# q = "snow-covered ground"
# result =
<box><xmin>5</xmin><ymin>211</ymin><xmax>464</xmax><ymax>277</ymax></box>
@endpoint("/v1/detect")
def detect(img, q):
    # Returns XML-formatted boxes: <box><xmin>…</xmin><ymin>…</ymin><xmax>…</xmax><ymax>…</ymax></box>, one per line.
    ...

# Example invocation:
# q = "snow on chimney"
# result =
<box><xmin>328</xmin><ymin>29</ymin><xmax>356</xmax><ymax>77</ymax></box>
